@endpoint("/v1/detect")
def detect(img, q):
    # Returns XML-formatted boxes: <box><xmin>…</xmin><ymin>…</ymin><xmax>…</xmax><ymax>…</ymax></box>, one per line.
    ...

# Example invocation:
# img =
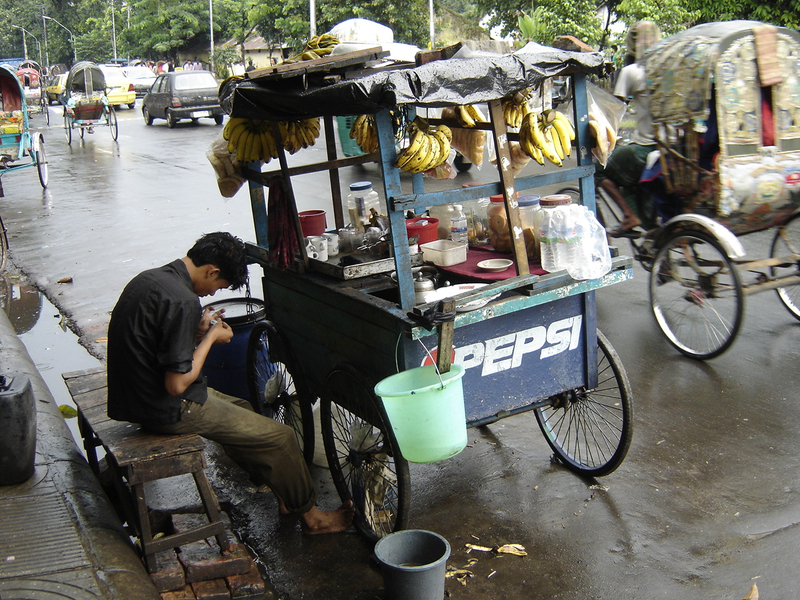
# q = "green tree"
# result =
<box><xmin>121</xmin><ymin>0</ymin><xmax>211</xmax><ymax>60</ymax></box>
<box><xmin>682</xmin><ymin>0</ymin><xmax>800</xmax><ymax>28</ymax></box>
<box><xmin>608</xmin><ymin>0</ymin><xmax>699</xmax><ymax>50</ymax></box>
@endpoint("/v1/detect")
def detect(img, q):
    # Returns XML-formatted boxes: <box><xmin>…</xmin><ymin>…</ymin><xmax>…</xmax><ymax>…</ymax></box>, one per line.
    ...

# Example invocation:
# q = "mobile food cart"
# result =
<box><xmin>219</xmin><ymin>44</ymin><xmax>635</xmax><ymax>541</ymax></box>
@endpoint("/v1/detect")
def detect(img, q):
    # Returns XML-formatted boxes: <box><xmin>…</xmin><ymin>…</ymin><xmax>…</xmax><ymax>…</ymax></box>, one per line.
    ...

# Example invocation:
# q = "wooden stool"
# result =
<box><xmin>62</xmin><ymin>368</ymin><xmax>230</xmax><ymax>573</ymax></box>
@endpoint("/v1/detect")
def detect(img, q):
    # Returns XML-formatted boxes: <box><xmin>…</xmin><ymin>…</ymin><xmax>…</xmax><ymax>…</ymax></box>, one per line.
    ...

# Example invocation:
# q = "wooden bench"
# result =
<box><xmin>62</xmin><ymin>367</ymin><xmax>230</xmax><ymax>573</ymax></box>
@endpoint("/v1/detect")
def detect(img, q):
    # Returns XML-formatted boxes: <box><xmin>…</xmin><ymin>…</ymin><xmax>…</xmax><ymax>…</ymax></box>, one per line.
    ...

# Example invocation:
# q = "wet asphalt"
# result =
<box><xmin>2</xmin><ymin>105</ymin><xmax>800</xmax><ymax>599</ymax></box>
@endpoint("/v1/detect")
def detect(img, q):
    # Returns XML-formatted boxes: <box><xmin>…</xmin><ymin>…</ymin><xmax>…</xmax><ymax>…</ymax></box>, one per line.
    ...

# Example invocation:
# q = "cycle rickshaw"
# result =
<box><xmin>0</xmin><ymin>65</ymin><xmax>49</xmax><ymax>197</ymax></box>
<box><xmin>63</xmin><ymin>61</ymin><xmax>119</xmax><ymax>144</ymax></box>
<box><xmin>17</xmin><ymin>60</ymin><xmax>48</xmax><ymax>125</ymax></box>
<box><xmin>218</xmin><ymin>46</ymin><xmax>635</xmax><ymax>541</ymax></box>
<box><xmin>561</xmin><ymin>21</ymin><xmax>800</xmax><ymax>360</ymax></box>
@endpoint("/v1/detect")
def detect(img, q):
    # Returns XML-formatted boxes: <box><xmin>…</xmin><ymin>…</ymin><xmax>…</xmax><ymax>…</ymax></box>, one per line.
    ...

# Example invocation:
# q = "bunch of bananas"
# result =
<box><xmin>222</xmin><ymin>117</ymin><xmax>321</xmax><ymax>163</ymax></box>
<box><xmin>304</xmin><ymin>33</ymin><xmax>339</xmax><ymax>56</ymax></box>
<box><xmin>279</xmin><ymin>118</ymin><xmax>321</xmax><ymax>154</ymax></box>
<box><xmin>502</xmin><ymin>88</ymin><xmax>533</xmax><ymax>128</ymax></box>
<box><xmin>518</xmin><ymin>109</ymin><xmax>575</xmax><ymax>167</ymax></box>
<box><xmin>453</xmin><ymin>104</ymin><xmax>484</xmax><ymax>128</ymax></box>
<box><xmin>349</xmin><ymin>114</ymin><xmax>379</xmax><ymax>153</ymax></box>
<box><xmin>395</xmin><ymin>119</ymin><xmax>453</xmax><ymax>174</ymax></box>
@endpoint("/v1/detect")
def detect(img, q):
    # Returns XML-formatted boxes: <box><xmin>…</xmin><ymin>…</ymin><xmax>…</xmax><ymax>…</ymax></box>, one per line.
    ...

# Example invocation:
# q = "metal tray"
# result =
<box><xmin>309</xmin><ymin>252</ymin><xmax>423</xmax><ymax>280</ymax></box>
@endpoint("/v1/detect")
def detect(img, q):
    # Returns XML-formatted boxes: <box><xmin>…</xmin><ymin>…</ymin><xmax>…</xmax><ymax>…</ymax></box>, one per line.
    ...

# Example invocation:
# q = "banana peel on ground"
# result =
<box><xmin>464</xmin><ymin>542</ymin><xmax>527</xmax><ymax>556</ymax></box>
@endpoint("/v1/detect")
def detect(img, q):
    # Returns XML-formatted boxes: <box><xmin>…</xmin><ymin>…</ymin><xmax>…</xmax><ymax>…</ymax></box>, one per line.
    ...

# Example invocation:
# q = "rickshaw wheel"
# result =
<box><xmin>108</xmin><ymin>107</ymin><xmax>119</xmax><ymax>141</ymax></box>
<box><xmin>321</xmin><ymin>363</ymin><xmax>411</xmax><ymax>541</ymax></box>
<box><xmin>649</xmin><ymin>230</ymin><xmax>743</xmax><ymax>360</ymax></box>
<box><xmin>245</xmin><ymin>320</ymin><xmax>315</xmax><ymax>465</ymax></box>
<box><xmin>535</xmin><ymin>329</ymin><xmax>633</xmax><ymax>477</ymax></box>
<box><xmin>63</xmin><ymin>111</ymin><xmax>72</xmax><ymax>145</ymax></box>
<box><xmin>0</xmin><ymin>214</ymin><xmax>7</xmax><ymax>272</ymax></box>
<box><xmin>770</xmin><ymin>212</ymin><xmax>800</xmax><ymax>320</ymax></box>
<box><xmin>34</xmin><ymin>134</ymin><xmax>48</xmax><ymax>188</ymax></box>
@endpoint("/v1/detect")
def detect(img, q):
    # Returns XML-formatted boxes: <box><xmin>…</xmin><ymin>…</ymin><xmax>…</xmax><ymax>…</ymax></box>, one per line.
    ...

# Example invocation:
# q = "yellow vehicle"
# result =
<box><xmin>98</xmin><ymin>65</ymin><xmax>136</xmax><ymax>109</ymax></box>
<box><xmin>45</xmin><ymin>73</ymin><xmax>67</xmax><ymax>104</ymax></box>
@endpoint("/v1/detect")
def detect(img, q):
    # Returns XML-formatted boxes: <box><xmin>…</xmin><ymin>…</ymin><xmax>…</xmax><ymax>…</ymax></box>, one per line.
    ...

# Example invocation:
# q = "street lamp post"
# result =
<box><xmin>11</xmin><ymin>26</ymin><xmax>43</xmax><ymax>66</ymax></box>
<box><xmin>43</xmin><ymin>15</ymin><xmax>77</xmax><ymax>65</ymax></box>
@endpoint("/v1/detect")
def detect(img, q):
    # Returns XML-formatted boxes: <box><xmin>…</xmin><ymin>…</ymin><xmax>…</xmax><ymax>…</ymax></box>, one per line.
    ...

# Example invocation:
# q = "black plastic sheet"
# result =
<box><xmin>219</xmin><ymin>43</ymin><xmax>607</xmax><ymax>121</ymax></box>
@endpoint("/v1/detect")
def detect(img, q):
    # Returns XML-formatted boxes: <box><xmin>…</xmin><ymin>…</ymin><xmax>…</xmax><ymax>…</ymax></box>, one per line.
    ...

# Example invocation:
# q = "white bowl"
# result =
<box><xmin>477</xmin><ymin>259</ymin><xmax>513</xmax><ymax>272</ymax></box>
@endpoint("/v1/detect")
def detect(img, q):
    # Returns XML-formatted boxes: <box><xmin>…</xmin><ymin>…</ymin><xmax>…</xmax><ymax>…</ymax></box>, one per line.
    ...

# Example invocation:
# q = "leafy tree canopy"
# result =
<box><xmin>683</xmin><ymin>0</ymin><xmax>800</xmax><ymax>29</ymax></box>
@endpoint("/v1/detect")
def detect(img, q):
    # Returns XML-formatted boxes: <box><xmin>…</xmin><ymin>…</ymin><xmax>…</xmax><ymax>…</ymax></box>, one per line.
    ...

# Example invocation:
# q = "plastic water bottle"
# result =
<box><xmin>449</xmin><ymin>204</ymin><xmax>469</xmax><ymax>244</ymax></box>
<box><xmin>539</xmin><ymin>195</ymin><xmax>573</xmax><ymax>272</ymax></box>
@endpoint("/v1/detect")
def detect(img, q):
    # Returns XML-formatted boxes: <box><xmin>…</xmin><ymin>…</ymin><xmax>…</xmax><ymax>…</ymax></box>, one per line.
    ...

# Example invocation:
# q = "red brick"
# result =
<box><xmin>226</xmin><ymin>562</ymin><xmax>266</xmax><ymax>599</ymax></box>
<box><xmin>160</xmin><ymin>584</ymin><xmax>195</xmax><ymax>600</ymax></box>
<box><xmin>179</xmin><ymin>539</ymin><xmax>250</xmax><ymax>582</ymax></box>
<box><xmin>150</xmin><ymin>549</ymin><xmax>186</xmax><ymax>592</ymax></box>
<box><xmin>191</xmin><ymin>578</ymin><xmax>231</xmax><ymax>600</ymax></box>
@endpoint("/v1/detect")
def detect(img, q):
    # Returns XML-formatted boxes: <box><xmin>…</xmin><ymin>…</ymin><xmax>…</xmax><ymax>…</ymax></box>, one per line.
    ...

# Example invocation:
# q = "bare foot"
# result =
<box><xmin>300</xmin><ymin>501</ymin><xmax>355</xmax><ymax>534</ymax></box>
<box><xmin>619</xmin><ymin>215</ymin><xmax>642</xmax><ymax>230</ymax></box>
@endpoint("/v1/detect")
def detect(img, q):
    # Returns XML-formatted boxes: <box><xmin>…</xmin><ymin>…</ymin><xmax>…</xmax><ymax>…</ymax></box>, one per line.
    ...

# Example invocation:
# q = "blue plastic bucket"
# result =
<box><xmin>202</xmin><ymin>298</ymin><xmax>265</xmax><ymax>399</ymax></box>
<box><xmin>374</xmin><ymin>364</ymin><xmax>467</xmax><ymax>463</ymax></box>
<box><xmin>374</xmin><ymin>529</ymin><xmax>451</xmax><ymax>600</ymax></box>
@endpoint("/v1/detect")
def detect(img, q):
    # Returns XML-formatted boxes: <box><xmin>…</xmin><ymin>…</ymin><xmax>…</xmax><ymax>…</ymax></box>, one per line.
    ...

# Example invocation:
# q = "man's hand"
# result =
<box><xmin>196</xmin><ymin>306</ymin><xmax>225</xmax><ymax>342</ymax></box>
<box><xmin>208</xmin><ymin>320</ymin><xmax>234</xmax><ymax>344</ymax></box>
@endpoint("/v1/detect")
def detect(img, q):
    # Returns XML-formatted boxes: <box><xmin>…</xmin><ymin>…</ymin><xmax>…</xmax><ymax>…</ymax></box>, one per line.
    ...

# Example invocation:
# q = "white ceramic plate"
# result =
<box><xmin>477</xmin><ymin>259</ymin><xmax>513</xmax><ymax>272</ymax></box>
<box><xmin>427</xmin><ymin>283</ymin><xmax>501</xmax><ymax>312</ymax></box>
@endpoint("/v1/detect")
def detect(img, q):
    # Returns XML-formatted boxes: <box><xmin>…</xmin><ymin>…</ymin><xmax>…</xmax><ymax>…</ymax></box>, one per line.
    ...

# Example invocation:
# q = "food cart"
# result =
<box><xmin>219</xmin><ymin>44</ymin><xmax>635</xmax><ymax>540</ymax></box>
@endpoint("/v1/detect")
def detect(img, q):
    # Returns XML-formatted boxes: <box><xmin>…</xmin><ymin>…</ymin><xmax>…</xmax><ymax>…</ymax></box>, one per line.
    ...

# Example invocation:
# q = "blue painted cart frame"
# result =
<box><xmin>238</xmin><ymin>62</ymin><xmax>634</xmax><ymax>541</ymax></box>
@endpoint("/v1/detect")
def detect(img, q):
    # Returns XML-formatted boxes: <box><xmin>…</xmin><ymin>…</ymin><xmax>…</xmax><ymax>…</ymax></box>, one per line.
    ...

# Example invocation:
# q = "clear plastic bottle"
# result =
<box><xmin>539</xmin><ymin>194</ymin><xmax>573</xmax><ymax>272</ymax></box>
<box><xmin>449</xmin><ymin>204</ymin><xmax>469</xmax><ymax>244</ymax></box>
<box><xmin>518</xmin><ymin>195</ymin><xmax>541</xmax><ymax>262</ymax></box>
<box><xmin>347</xmin><ymin>181</ymin><xmax>381</xmax><ymax>232</ymax></box>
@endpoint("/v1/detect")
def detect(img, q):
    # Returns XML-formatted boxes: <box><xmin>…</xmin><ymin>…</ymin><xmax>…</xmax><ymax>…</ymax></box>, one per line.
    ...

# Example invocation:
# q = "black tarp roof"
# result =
<box><xmin>219</xmin><ymin>43</ymin><xmax>607</xmax><ymax>121</ymax></box>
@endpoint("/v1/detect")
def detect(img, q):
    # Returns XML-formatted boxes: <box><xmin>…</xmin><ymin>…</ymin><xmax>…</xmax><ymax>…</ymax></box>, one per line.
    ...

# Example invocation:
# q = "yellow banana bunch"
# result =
<box><xmin>587</xmin><ymin>103</ymin><xmax>617</xmax><ymax>164</ymax></box>
<box><xmin>395</xmin><ymin>119</ymin><xmax>452</xmax><ymax>174</ymax></box>
<box><xmin>502</xmin><ymin>88</ymin><xmax>533</xmax><ymax>128</ymax></box>
<box><xmin>454</xmin><ymin>104</ymin><xmax>484</xmax><ymax>128</ymax></box>
<box><xmin>305</xmin><ymin>33</ymin><xmax>340</xmax><ymax>56</ymax></box>
<box><xmin>518</xmin><ymin>109</ymin><xmax>575</xmax><ymax>167</ymax></box>
<box><xmin>349</xmin><ymin>114</ymin><xmax>379</xmax><ymax>153</ymax></box>
<box><xmin>222</xmin><ymin>117</ymin><xmax>320</xmax><ymax>163</ymax></box>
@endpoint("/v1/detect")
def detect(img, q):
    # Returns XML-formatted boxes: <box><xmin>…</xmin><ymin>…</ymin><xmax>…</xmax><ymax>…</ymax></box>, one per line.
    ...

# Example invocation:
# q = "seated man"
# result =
<box><xmin>106</xmin><ymin>231</ymin><xmax>353</xmax><ymax>534</ymax></box>
<box><xmin>595</xmin><ymin>21</ymin><xmax>662</xmax><ymax>237</ymax></box>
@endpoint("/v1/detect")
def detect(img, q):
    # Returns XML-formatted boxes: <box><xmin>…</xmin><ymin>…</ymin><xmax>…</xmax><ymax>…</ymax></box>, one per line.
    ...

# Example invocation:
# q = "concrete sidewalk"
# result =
<box><xmin>0</xmin><ymin>308</ymin><xmax>160</xmax><ymax>600</ymax></box>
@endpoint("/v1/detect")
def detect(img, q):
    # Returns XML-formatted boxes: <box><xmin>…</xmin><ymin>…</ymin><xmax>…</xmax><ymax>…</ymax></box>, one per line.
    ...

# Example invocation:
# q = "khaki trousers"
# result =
<box><xmin>144</xmin><ymin>388</ymin><xmax>316</xmax><ymax>514</ymax></box>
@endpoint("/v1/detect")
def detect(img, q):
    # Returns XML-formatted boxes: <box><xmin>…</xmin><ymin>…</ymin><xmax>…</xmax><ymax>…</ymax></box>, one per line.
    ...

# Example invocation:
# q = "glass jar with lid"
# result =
<box><xmin>518</xmin><ymin>195</ymin><xmax>542</xmax><ymax>263</ymax></box>
<box><xmin>487</xmin><ymin>194</ymin><xmax>512</xmax><ymax>252</ymax></box>
<box><xmin>347</xmin><ymin>181</ymin><xmax>381</xmax><ymax>232</ymax></box>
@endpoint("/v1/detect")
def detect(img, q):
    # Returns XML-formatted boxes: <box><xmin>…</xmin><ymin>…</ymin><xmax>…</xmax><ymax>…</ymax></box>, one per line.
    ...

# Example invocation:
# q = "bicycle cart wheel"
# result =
<box><xmin>108</xmin><ymin>107</ymin><xmax>119</xmax><ymax>141</ymax></box>
<box><xmin>535</xmin><ymin>329</ymin><xmax>632</xmax><ymax>477</ymax></box>
<box><xmin>63</xmin><ymin>111</ymin><xmax>72</xmax><ymax>145</ymax></box>
<box><xmin>0</xmin><ymin>215</ymin><xmax>7</xmax><ymax>272</ymax></box>
<box><xmin>34</xmin><ymin>133</ymin><xmax>48</xmax><ymax>188</ymax></box>
<box><xmin>321</xmin><ymin>363</ymin><xmax>410</xmax><ymax>541</ymax></box>
<box><xmin>770</xmin><ymin>212</ymin><xmax>800</xmax><ymax>320</ymax></box>
<box><xmin>649</xmin><ymin>230</ymin><xmax>743</xmax><ymax>359</ymax></box>
<box><xmin>245</xmin><ymin>320</ymin><xmax>314</xmax><ymax>464</ymax></box>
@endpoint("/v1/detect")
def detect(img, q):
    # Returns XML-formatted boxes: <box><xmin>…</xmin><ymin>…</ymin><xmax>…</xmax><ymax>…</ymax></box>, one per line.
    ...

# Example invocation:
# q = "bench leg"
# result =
<box><xmin>77</xmin><ymin>413</ymin><xmax>102</xmax><ymax>475</ymax></box>
<box><xmin>193</xmin><ymin>470</ymin><xmax>230</xmax><ymax>552</ymax></box>
<box><xmin>133</xmin><ymin>482</ymin><xmax>158</xmax><ymax>572</ymax></box>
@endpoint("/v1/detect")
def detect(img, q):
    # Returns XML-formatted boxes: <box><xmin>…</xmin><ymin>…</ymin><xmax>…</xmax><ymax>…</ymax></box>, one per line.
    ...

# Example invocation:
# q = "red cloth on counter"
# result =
<box><xmin>438</xmin><ymin>246</ymin><xmax>548</xmax><ymax>282</ymax></box>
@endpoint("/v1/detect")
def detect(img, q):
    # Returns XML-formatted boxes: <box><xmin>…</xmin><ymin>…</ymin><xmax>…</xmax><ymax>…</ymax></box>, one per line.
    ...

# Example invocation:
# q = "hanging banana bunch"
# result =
<box><xmin>517</xmin><ymin>109</ymin><xmax>575</xmax><ymax>167</ymax></box>
<box><xmin>453</xmin><ymin>104</ymin><xmax>485</xmax><ymax>128</ymax></box>
<box><xmin>349</xmin><ymin>114</ymin><xmax>379</xmax><ymax>154</ymax></box>
<box><xmin>222</xmin><ymin>117</ymin><xmax>321</xmax><ymax>163</ymax></box>
<box><xmin>395</xmin><ymin>117</ymin><xmax>453</xmax><ymax>174</ymax></box>
<box><xmin>502</xmin><ymin>88</ymin><xmax>533</xmax><ymax>128</ymax></box>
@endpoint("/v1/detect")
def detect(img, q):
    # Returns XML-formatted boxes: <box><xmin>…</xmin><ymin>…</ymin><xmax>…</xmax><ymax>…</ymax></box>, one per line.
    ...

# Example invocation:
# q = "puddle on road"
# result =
<box><xmin>1</xmin><ymin>272</ymin><xmax>102</xmax><ymax>449</ymax></box>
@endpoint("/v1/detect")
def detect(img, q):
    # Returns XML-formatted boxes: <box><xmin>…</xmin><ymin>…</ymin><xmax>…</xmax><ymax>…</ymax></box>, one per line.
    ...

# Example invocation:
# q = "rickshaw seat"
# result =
<box><xmin>72</xmin><ymin>97</ymin><xmax>105</xmax><ymax>121</ymax></box>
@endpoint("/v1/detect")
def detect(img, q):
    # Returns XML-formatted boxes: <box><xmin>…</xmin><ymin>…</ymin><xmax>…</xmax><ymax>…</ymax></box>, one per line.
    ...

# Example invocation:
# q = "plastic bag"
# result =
<box><xmin>206</xmin><ymin>133</ymin><xmax>245</xmax><ymax>198</ymax></box>
<box><xmin>586</xmin><ymin>82</ymin><xmax>627</xmax><ymax>167</ymax></box>
<box><xmin>567</xmin><ymin>205</ymin><xmax>612</xmax><ymax>280</ymax></box>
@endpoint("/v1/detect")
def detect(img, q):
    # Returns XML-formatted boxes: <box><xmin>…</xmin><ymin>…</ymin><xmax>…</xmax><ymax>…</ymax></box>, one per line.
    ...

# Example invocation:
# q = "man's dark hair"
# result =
<box><xmin>187</xmin><ymin>232</ymin><xmax>248</xmax><ymax>289</ymax></box>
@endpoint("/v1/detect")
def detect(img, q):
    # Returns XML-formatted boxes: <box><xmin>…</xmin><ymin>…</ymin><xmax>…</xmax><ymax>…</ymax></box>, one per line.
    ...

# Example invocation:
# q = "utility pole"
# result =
<box><xmin>209</xmin><ymin>0</ymin><xmax>214</xmax><ymax>75</ymax></box>
<box><xmin>42</xmin><ymin>8</ymin><xmax>49</xmax><ymax>69</ymax></box>
<box><xmin>111</xmin><ymin>0</ymin><xmax>117</xmax><ymax>61</ymax></box>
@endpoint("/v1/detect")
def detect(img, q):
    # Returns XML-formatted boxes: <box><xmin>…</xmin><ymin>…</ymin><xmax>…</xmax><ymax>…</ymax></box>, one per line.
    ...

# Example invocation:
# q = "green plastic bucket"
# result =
<box><xmin>374</xmin><ymin>364</ymin><xmax>467</xmax><ymax>463</ymax></box>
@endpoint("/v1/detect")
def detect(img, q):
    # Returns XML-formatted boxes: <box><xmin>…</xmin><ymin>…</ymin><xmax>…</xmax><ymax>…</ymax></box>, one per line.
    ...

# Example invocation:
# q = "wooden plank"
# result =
<box><xmin>62</xmin><ymin>367</ymin><xmax>106</xmax><ymax>395</ymax></box>
<box><xmin>126</xmin><ymin>452</ymin><xmax>207</xmax><ymax>484</ymax></box>
<box><xmin>247</xmin><ymin>47</ymin><xmax>390</xmax><ymax>81</ymax></box>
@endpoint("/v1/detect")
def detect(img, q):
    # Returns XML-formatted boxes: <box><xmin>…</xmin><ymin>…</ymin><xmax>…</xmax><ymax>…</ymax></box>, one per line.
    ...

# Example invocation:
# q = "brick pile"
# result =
<box><xmin>149</xmin><ymin>513</ymin><xmax>269</xmax><ymax>600</ymax></box>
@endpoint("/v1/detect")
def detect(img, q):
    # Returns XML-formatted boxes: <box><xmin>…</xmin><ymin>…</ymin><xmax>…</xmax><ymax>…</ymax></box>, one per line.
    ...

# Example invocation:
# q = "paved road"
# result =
<box><xmin>3</xmin><ymin>106</ymin><xmax>800</xmax><ymax>599</ymax></box>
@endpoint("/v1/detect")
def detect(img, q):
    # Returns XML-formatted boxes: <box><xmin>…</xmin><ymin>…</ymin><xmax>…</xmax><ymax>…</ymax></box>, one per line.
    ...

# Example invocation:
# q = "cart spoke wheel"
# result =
<box><xmin>321</xmin><ymin>363</ymin><xmax>410</xmax><ymax>541</ymax></box>
<box><xmin>246</xmin><ymin>320</ymin><xmax>314</xmax><ymax>464</ymax></box>
<box><xmin>35</xmin><ymin>135</ymin><xmax>48</xmax><ymax>188</ymax></box>
<box><xmin>649</xmin><ymin>230</ymin><xmax>743</xmax><ymax>359</ymax></box>
<box><xmin>535</xmin><ymin>330</ymin><xmax>632</xmax><ymax>477</ymax></box>
<box><xmin>108</xmin><ymin>107</ymin><xmax>119</xmax><ymax>141</ymax></box>
<box><xmin>63</xmin><ymin>111</ymin><xmax>72</xmax><ymax>145</ymax></box>
<box><xmin>770</xmin><ymin>213</ymin><xmax>800</xmax><ymax>320</ymax></box>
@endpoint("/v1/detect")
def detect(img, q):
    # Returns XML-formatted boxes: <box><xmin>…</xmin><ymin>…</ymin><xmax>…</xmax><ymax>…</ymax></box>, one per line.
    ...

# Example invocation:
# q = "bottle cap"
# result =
<box><xmin>350</xmin><ymin>181</ymin><xmax>373</xmax><ymax>192</ymax></box>
<box><xmin>518</xmin><ymin>195</ymin><xmax>541</xmax><ymax>206</ymax></box>
<box><xmin>540</xmin><ymin>194</ymin><xmax>573</xmax><ymax>207</ymax></box>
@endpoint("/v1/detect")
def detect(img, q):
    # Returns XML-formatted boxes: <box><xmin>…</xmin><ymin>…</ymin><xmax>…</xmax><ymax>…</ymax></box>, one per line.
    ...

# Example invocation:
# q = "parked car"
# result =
<box><xmin>45</xmin><ymin>73</ymin><xmax>67</xmax><ymax>104</ymax></box>
<box><xmin>98</xmin><ymin>65</ymin><xmax>136</xmax><ymax>109</ymax></box>
<box><xmin>122</xmin><ymin>65</ymin><xmax>157</xmax><ymax>98</ymax></box>
<box><xmin>141</xmin><ymin>70</ymin><xmax>224</xmax><ymax>128</ymax></box>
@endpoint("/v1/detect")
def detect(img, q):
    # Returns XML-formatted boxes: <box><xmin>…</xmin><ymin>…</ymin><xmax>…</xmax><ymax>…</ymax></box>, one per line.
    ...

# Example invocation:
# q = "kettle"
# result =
<box><xmin>414</xmin><ymin>272</ymin><xmax>437</xmax><ymax>305</ymax></box>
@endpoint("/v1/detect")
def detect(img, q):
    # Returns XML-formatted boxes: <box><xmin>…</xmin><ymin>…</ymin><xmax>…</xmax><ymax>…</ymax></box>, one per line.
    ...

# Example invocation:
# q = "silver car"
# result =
<box><xmin>122</xmin><ymin>65</ymin><xmax>157</xmax><ymax>98</ymax></box>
